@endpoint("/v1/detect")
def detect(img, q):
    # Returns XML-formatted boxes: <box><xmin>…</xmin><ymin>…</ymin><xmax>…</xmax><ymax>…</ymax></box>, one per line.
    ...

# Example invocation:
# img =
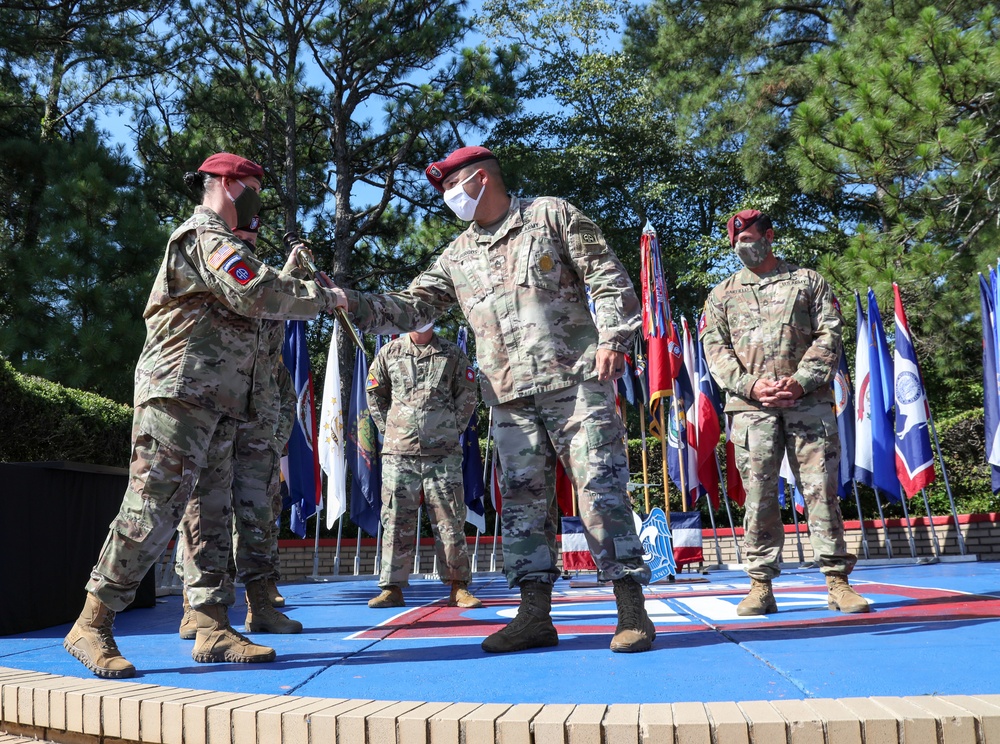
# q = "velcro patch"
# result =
<box><xmin>581</xmin><ymin>232</ymin><xmax>598</xmax><ymax>244</ymax></box>
<box><xmin>366</xmin><ymin>372</ymin><xmax>380</xmax><ymax>390</ymax></box>
<box><xmin>227</xmin><ymin>261</ymin><xmax>255</xmax><ymax>285</ymax></box>
<box><xmin>208</xmin><ymin>243</ymin><xmax>237</xmax><ymax>269</ymax></box>
<box><xmin>466</xmin><ymin>366</ymin><xmax>475</xmax><ymax>382</ymax></box>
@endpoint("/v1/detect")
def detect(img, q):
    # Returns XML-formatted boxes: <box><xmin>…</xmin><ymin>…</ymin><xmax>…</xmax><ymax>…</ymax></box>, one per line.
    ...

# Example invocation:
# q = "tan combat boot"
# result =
<box><xmin>245</xmin><ymin>579</ymin><xmax>303</xmax><ymax>633</ymax></box>
<box><xmin>191</xmin><ymin>603</ymin><xmax>276</xmax><ymax>663</ymax></box>
<box><xmin>826</xmin><ymin>573</ymin><xmax>871</xmax><ymax>613</ymax></box>
<box><xmin>265</xmin><ymin>577</ymin><xmax>285</xmax><ymax>607</ymax></box>
<box><xmin>179</xmin><ymin>592</ymin><xmax>197</xmax><ymax>640</ymax></box>
<box><xmin>610</xmin><ymin>577</ymin><xmax>656</xmax><ymax>653</ymax></box>
<box><xmin>481</xmin><ymin>580</ymin><xmax>559</xmax><ymax>653</ymax></box>
<box><xmin>63</xmin><ymin>593</ymin><xmax>136</xmax><ymax>679</ymax></box>
<box><xmin>737</xmin><ymin>578</ymin><xmax>778</xmax><ymax>616</ymax></box>
<box><xmin>447</xmin><ymin>581</ymin><xmax>483</xmax><ymax>608</ymax></box>
<box><xmin>368</xmin><ymin>586</ymin><xmax>405</xmax><ymax>608</ymax></box>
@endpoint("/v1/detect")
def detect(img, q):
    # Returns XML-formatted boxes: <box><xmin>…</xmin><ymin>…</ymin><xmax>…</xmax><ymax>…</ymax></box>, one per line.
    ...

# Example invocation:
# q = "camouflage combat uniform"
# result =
<box><xmin>173</xmin><ymin>316</ymin><xmax>290</xmax><ymax>593</ymax></box>
<box><xmin>701</xmin><ymin>258</ymin><xmax>856</xmax><ymax>580</ymax></box>
<box><xmin>367</xmin><ymin>334</ymin><xmax>478</xmax><ymax>588</ymax></box>
<box><xmin>345</xmin><ymin>196</ymin><xmax>649</xmax><ymax>587</ymax></box>
<box><xmin>87</xmin><ymin>206</ymin><xmax>338</xmax><ymax>612</ymax></box>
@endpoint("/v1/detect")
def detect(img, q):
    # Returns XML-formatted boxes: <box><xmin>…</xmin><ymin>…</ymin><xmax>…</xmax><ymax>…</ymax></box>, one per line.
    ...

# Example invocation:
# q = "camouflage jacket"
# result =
<box><xmin>701</xmin><ymin>259</ymin><xmax>843</xmax><ymax>413</ymax></box>
<box><xmin>134</xmin><ymin>207</ymin><xmax>338</xmax><ymax>420</ymax></box>
<box><xmin>345</xmin><ymin>196</ymin><xmax>640</xmax><ymax>406</ymax></box>
<box><xmin>365</xmin><ymin>335</ymin><xmax>477</xmax><ymax>456</ymax></box>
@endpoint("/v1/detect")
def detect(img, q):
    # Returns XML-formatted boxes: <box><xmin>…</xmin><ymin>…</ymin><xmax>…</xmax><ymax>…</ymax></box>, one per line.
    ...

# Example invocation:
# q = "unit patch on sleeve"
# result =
<box><xmin>466</xmin><ymin>366</ymin><xmax>475</xmax><ymax>382</ymax></box>
<box><xmin>366</xmin><ymin>372</ymin><xmax>380</xmax><ymax>390</ymax></box>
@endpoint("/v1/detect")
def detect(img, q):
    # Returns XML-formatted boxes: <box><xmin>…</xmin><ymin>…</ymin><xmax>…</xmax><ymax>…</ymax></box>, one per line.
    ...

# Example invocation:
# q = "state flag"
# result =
<box><xmin>892</xmin><ymin>284</ymin><xmax>935</xmax><ymax>497</ymax></box>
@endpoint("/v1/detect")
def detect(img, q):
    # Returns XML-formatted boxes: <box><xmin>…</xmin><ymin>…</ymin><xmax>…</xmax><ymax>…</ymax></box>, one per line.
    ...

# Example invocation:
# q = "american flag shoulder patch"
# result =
<box><xmin>207</xmin><ymin>242</ymin><xmax>238</xmax><ymax>269</ymax></box>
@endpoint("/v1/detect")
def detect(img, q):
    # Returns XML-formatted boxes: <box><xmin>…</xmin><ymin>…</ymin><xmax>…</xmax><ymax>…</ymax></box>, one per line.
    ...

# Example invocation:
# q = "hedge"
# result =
<box><xmin>0</xmin><ymin>358</ymin><xmax>132</xmax><ymax>467</ymax></box>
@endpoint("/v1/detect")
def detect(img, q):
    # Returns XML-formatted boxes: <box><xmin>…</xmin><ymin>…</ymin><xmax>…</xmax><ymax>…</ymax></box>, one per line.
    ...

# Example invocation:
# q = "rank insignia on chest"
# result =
<box><xmin>208</xmin><ymin>243</ymin><xmax>237</xmax><ymax>269</ymax></box>
<box><xmin>538</xmin><ymin>254</ymin><xmax>554</xmax><ymax>272</ymax></box>
<box><xmin>366</xmin><ymin>372</ymin><xmax>380</xmax><ymax>390</ymax></box>
<box><xmin>465</xmin><ymin>366</ymin><xmax>475</xmax><ymax>382</ymax></box>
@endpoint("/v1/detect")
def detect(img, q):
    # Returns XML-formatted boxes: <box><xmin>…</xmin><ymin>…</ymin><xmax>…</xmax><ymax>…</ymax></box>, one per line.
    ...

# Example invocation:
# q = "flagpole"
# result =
<box><xmin>473</xmin><ymin>409</ymin><xmax>494</xmax><ymax>574</ymax></box>
<box><xmin>659</xmin><ymin>404</ymin><xmax>671</xmax><ymax>527</ymax></box>
<box><xmin>716</xmin><ymin>458</ymin><xmax>742</xmax><ymax>564</ymax></box>
<box><xmin>927</xmin><ymin>411</ymin><xmax>967</xmax><ymax>555</ymax></box>
<box><xmin>671</xmin><ymin>393</ymin><xmax>688</xmax><ymax>513</ymax></box>
<box><xmin>489</xmin><ymin>448</ymin><xmax>500</xmax><ymax>573</ymax></box>
<box><xmin>373</xmin><ymin>522</ymin><xmax>382</xmax><ymax>575</ymax></box>
<box><xmin>789</xmin><ymin>499</ymin><xmax>805</xmax><ymax>565</ymax></box>
<box><xmin>311</xmin><ymin>505</ymin><xmax>322</xmax><ymax>579</ymax></box>
<box><xmin>919</xmin><ymin>489</ymin><xmax>942</xmax><ymax>558</ymax></box>
<box><xmin>899</xmin><ymin>495</ymin><xmax>918</xmax><ymax>559</ymax></box>
<box><xmin>872</xmin><ymin>487</ymin><xmax>894</xmax><ymax>559</ymax></box>
<box><xmin>702</xmin><ymin>491</ymin><xmax>723</xmax><ymax>567</ymax></box>
<box><xmin>334</xmin><ymin>514</ymin><xmax>343</xmax><ymax>576</ymax></box>
<box><xmin>640</xmin><ymin>405</ymin><xmax>651</xmax><ymax>513</ymax></box>
<box><xmin>354</xmin><ymin>524</ymin><xmax>362</xmax><ymax>576</ymax></box>
<box><xmin>851</xmin><ymin>482</ymin><xmax>871</xmax><ymax>560</ymax></box>
<box><xmin>413</xmin><ymin>503</ymin><xmax>424</xmax><ymax>575</ymax></box>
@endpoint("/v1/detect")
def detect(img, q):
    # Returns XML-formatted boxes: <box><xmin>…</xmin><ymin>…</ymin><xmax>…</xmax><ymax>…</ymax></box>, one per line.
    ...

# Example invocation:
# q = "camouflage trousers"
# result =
<box><xmin>378</xmin><ymin>453</ymin><xmax>471</xmax><ymax>588</ymax></box>
<box><xmin>731</xmin><ymin>402</ymin><xmax>857</xmax><ymax>580</ymax></box>
<box><xmin>86</xmin><ymin>399</ymin><xmax>238</xmax><ymax>612</ymax></box>
<box><xmin>175</xmin><ymin>419</ymin><xmax>282</xmax><ymax>590</ymax></box>
<box><xmin>492</xmin><ymin>378</ymin><xmax>649</xmax><ymax>588</ymax></box>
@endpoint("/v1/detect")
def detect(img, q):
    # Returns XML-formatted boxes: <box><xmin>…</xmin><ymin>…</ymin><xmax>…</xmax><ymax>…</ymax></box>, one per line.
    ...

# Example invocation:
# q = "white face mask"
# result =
<box><xmin>443</xmin><ymin>170</ymin><xmax>484</xmax><ymax>221</ymax></box>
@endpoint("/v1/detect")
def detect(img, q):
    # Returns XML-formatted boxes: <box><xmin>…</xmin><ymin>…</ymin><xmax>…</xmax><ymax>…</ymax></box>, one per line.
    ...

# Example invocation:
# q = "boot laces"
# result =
<box><xmin>614</xmin><ymin>581</ymin><xmax>641</xmax><ymax>630</ymax></box>
<box><xmin>96</xmin><ymin>611</ymin><xmax>122</xmax><ymax>655</ymax></box>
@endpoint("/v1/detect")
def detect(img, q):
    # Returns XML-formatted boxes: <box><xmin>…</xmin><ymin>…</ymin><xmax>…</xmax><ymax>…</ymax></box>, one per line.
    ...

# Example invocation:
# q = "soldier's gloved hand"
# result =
<box><xmin>596</xmin><ymin>349</ymin><xmax>626</xmax><ymax>382</ymax></box>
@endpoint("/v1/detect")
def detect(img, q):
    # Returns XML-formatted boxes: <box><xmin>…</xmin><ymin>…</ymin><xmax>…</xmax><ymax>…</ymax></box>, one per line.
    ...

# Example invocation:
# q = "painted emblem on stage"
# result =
<box><xmin>638</xmin><ymin>508</ymin><xmax>677</xmax><ymax>582</ymax></box>
<box><xmin>347</xmin><ymin>582</ymin><xmax>1000</xmax><ymax>641</ymax></box>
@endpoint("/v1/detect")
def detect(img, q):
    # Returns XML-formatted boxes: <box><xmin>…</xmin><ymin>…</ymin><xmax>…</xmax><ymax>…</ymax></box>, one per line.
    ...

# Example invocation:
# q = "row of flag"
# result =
<box><xmin>279</xmin><ymin>320</ymin><xmax>490</xmax><ymax>539</ymax></box>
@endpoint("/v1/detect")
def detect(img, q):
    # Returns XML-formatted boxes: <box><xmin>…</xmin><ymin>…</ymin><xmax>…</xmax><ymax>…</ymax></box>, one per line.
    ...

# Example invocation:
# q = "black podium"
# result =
<box><xmin>1</xmin><ymin>461</ymin><xmax>156</xmax><ymax>636</ymax></box>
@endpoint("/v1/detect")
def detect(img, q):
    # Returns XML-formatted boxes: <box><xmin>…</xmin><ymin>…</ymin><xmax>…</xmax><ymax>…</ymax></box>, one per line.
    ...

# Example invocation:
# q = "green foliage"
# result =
<box><xmin>0</xmin><ymin>358</ymin><xmax>132</xmax><ymax>467</ymax></box>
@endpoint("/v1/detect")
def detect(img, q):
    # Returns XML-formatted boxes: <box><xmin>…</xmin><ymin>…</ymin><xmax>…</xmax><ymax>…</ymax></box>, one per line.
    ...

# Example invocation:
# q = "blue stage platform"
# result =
<box><xmin>2</xmin><ymin>561</ymin><xmax>998</xmax><ymax>706</ymax></box>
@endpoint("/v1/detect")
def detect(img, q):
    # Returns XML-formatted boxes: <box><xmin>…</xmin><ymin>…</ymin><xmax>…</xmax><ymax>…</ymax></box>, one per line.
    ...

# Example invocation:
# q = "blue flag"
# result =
<box><xmin>283</xmin><ymin>320</ymin><xmax>321</xmax><ymax>537</ymax></box>
<box><xmin>833</xmin><ymin>348</ymin><xmax>856</xmax><ymax>498</ymax></box>
<box><xmin>892</xmin><ymin>284</ymin><xmax>935</xmax><ymax>497</ymax></box>
<box><xmin>854</xmin><ymin>294</ymin><xmax>874</xmax><ymax>488</ymax></box>
<box><xmin>867</xmin><ymin>289</ymin><xmax>900</xmax><ymax>501</ymax></box>
<box><xmin>347</xmin><ymin>342</ymin><xmax>382</xmax><ymax>538</ymax></box>
<box><xmin>980</xmin><ymin>274</ymin><xmax>1000</xmax><ymax>493</ymax></box>
<box><xmin>457</xmin><ymin>327</ymin><xmax>487</xmax><ymax>531</ymax></box>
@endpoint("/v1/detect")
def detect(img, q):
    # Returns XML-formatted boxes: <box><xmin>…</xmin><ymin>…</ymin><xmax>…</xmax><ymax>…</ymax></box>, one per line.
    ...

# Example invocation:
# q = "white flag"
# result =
<box><xmin>319</xmin><ymin>320</ymin><xmax>347</xmax><ymax>527</ymax></box>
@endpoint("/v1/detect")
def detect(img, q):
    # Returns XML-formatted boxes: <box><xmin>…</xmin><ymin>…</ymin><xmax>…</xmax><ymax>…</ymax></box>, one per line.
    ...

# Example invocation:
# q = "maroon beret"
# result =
<box><xmin>726</xmin><ymin>209</ymin><xmax>763</xmax><ymax>247</ymax></box>
<box><xmin>197</xmin><ymin>152</ymin><xmax>264</xmax><ymax>181</ymax></box>
<box><xmin>425</xmin><ymin>146</ymin><xmax>496</xmax><ymax>193</ymax></box>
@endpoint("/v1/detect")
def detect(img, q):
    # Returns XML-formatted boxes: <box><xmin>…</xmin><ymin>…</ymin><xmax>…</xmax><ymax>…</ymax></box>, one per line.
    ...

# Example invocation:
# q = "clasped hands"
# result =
<box><xmin>751</xmin><ymin>377</ymin><xmax>805</xmax><ymax>407</ymax></box>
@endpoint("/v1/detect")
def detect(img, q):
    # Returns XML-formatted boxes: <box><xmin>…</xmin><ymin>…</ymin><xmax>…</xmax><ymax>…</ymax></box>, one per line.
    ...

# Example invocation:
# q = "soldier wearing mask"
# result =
<box><xmin>175</xmin><ymin>216</ymin><xmax>304</xmax><ymax>641</ymax></box>
<box><xmin>324</xmin><ymin>146</ymin><xmax>656</xmax><ymax>655</ymax></box>
<box><xmin>365</xmin><ymin>324</ymin><xmax>482</xmax><ymax>609</ymax></box>
<box><xmin>701</xmin><ymin>209</ymin><xmax>870</xmax><ymax>617</ymax></box>
<box><xmin>64</xmin><ymin>153</ymin><xmax>341</xmax><ymax>678</ymax></box>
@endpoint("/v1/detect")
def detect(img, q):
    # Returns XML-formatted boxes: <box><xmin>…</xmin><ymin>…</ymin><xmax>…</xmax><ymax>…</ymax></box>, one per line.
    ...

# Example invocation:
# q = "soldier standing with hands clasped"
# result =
<box><xmin>365</xmin><ymin>323</ymin><xmax>483</xmax><ymax>609</ymax></box>
<box><xmin>64</xmin><ymin>152</ymin><xmax>342</xmax><ymax>679</ymax></box>
<box><xmin>701</xmin><ymin>209</ymin><xmax>870</xmax><ymax>617</ymax></box>
<box><xmin>324</xmin><ymin>146</ymin><xmax>656</xmax><ymax>654</ymax></box>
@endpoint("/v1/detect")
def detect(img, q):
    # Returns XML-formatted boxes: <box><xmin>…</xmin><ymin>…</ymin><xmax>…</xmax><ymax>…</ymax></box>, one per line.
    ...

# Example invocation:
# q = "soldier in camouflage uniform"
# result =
<box><xmin>701</xmin><ymin>209</ymin><xmax>869</xmax><ymax>616</ymax></box>
<box><xmin>175</xmin><ymin>220</ymin><xmax>303</xmax><ymax>640</ymax></box>
<box><xmin>64</xmin><ymin>153</ymin><xmax>343</xmax><ymax>679</ymax></box>
<box><xmin>365</xmin><ymin>325</ymin><xmax>483</xmax><ymax>609</ymax></box>
<box><xmin>327</xmin><ymin>147</ymin><xmax>655</xmax><ymax>654</ymax></box>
